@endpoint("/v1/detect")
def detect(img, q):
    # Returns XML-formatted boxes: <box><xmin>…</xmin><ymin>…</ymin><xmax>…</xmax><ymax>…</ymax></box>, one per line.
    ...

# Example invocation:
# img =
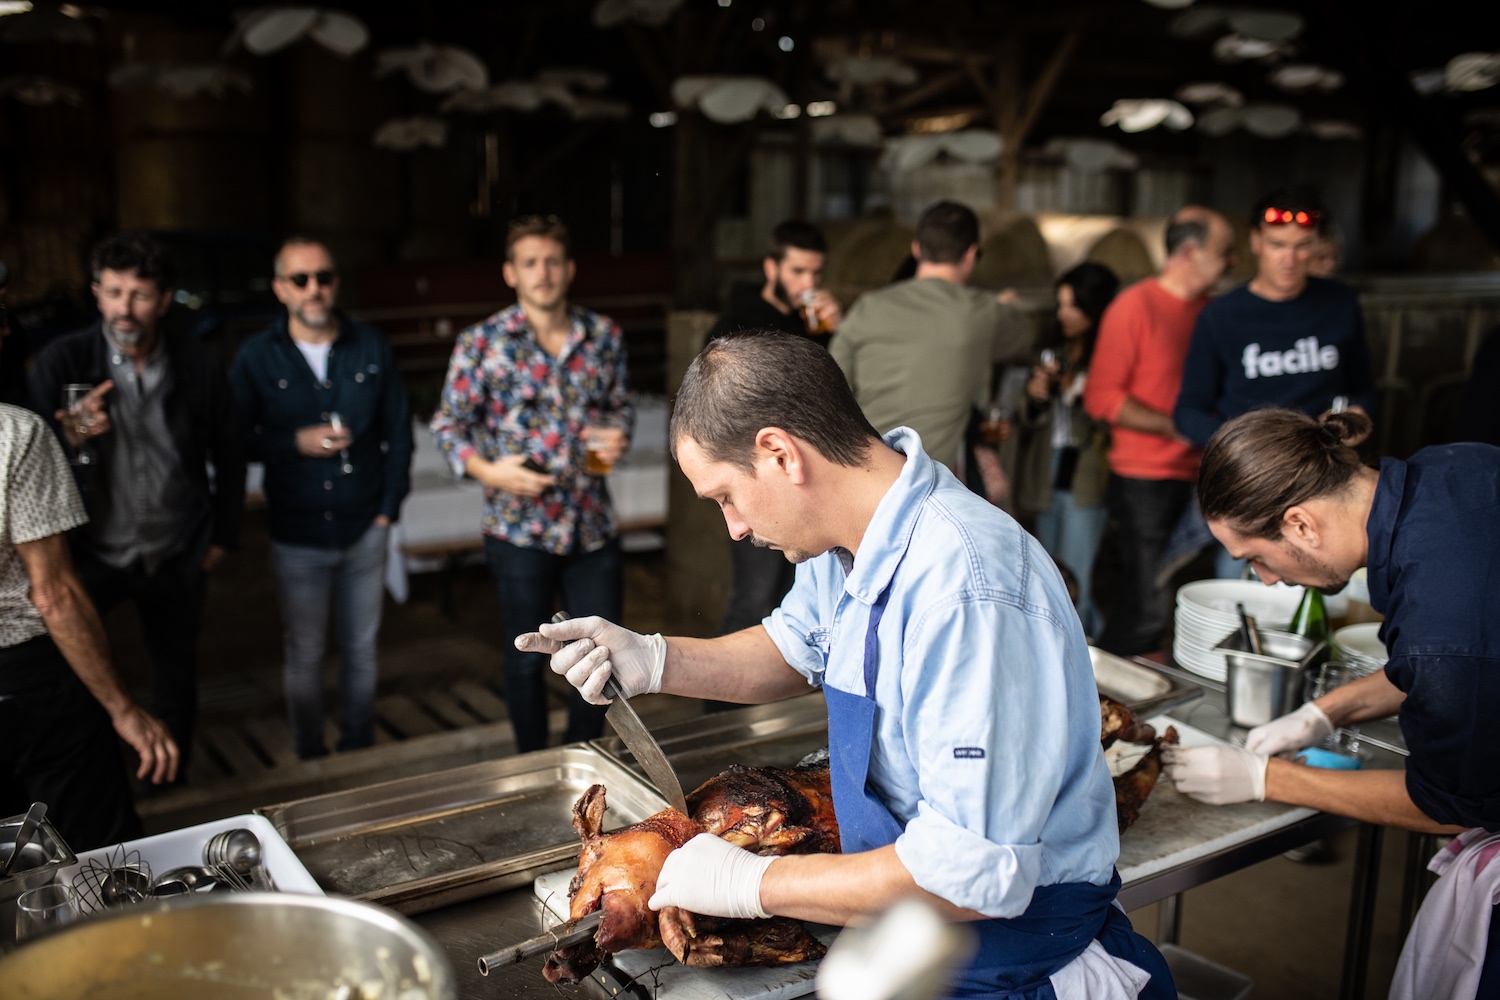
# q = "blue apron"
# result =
<box><xmin>823</xmin><ymin>590</ymin><xmax>1175</xmax><ymax>1000</ymax></box>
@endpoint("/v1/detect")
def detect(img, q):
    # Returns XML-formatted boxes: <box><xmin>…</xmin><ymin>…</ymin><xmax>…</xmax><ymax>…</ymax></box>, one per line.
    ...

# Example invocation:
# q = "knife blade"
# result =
<box><xmin>552</xmin><ymin>612</ymin><xmax>689</xmax><ymax>813</ymax></box>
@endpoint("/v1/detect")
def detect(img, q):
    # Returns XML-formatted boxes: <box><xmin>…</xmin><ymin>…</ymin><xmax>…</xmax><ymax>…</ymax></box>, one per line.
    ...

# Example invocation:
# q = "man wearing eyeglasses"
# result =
<box><xmin>1174</xmin><ymin>188</ymin><xmax>1377</xmax><ymax>450</ymax></box>
<box><xmin>431</xmin><ymin>214</ymin><xmax>633</xmax><ymax>754</ymax></box>
<box><xmin>230</xmin><ymin>238</ymin><xmax>412</xmax><ymax>760</ymax></box>
<box><xmin>27</xmin><ymin>231</ymin><xmax>245</xmax><ymax>783</ymax></box>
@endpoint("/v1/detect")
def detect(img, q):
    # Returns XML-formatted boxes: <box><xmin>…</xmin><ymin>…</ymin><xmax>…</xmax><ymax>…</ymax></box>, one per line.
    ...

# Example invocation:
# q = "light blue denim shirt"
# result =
<box><xmin>764</xmin><ymin>427</ymin><xmax>1119</xmax><ymax>917</ymax></box>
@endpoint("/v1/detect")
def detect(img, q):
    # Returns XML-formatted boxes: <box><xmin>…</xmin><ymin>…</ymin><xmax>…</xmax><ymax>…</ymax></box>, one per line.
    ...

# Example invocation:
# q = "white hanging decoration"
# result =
<box><xmin>108</xmin><ymin>62</ymin><xmax>254</xmax><ymax>99</ymax></box>
<box><xmin>1196</xmin><ymin>105</ymin><xmax>1244</xmax><ymax>136</ymax></box>
<box><xmin>375</xmin><ymin>43</ymin><xmax>489</xmax><ymax>94</ymax></box>
<box><xmin>442</xmin><ymin>74</ymin><xmax>630</xmax><ymax>120</ymax></box>
<box><xmin>0</xmin><ymin>75</ymin><xmax>83</xmax><ymax>106</ymax></box>
<box><xmin>1240</xmin><ymin>102</ymin><xmax>1301</xmax><ymax>138</ymax></box>
<box><xmin>1099</xmin><ymin>98</ymin><xmax>1194</xmax><ymax>133</ymax></box>
<box><xmin>671</xmin><ymin>75</ymin><xmax>789</xmax><ymax>123</ymax></box>
<box><xmin>1212</xmin><ymin>33</ymin><xmax>1287</xmax><ymax>63</ymax></box>
<box><xmin>1168</xmin><ymin>5</ymin><xmax>1231</xmax><ymax>38</ymax></box>
<box><xmin>1408</xmin><ymin>68</ymin><xmax>1447</xmax><ymax>96</ymax></box>
<box><xmin>879</xmin><ymin>129</ymin><xmax>1003</xmax><ymax>174</ymax></box>
<box><xmin>1304</xmin><ymin>120</ymin><xmax>1363</xmax><ymax>141</ymax></box>
<box><xmin>1141</xmin><ymin>0</ymin><xmax>1195</xmax><ymax>9</ymax></box>
<box><xmin>373</xmin><ymin>117</ymin><xmax>448</xmax><ymax>151</ymax></box>
<box><xmin>1226</xmin><ymin>9</ymin><xmax>1304</xmax><ymax>41</ymax></box>
<box><xmin>224</xmin><ymin>7</ymin><xmax>370</xmax><ymax>57</ymax></box>
<box><xmin>824</xmin><ymin>56</ymin><xmax>919</xmax><ymax>87</ymax></box>
<box><xmin>592</xmin><ymin>0</ymin><xmax>683</xmax><ymax>29</ymax></box>
<box><xmin>1445</xmin><ymin>52</ymin><xmax>1500</xmax><ymax>92</ymax></box>
<box><xmin>536</xmin><ymin>67</ymin><xmax>612</xmax><ymax>92</ymax></box>
<box><xmin>1175</xmin><ymin>81</ymin><xmax>1244</xmax><ymax>106</ymax></box>
<box><xmin>810</xmin><ymin>113</ymin><xmax>884</xmax><ymax>146</ymax></box>
<box><xmin>1043</xmin><ymin>137</ymin><xmax>1140</xmax><ymax>172</ymax></box>
<box><xmin>1268</xmin><ymin>63</ymin><xmax>1343</xmax><ymax>92</ymax></box>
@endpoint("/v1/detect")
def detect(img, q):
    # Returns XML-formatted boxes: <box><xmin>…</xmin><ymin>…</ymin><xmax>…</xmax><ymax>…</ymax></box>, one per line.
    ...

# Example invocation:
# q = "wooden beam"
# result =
<box><xmin>876</xmin><ymin>67</ymin><xmax>972</xmax><ymax>117</ymax></box>
<box><xmin>624</xmin><ymin>21</ymin><xmax>675</xmax><ymax>106</ymax></box>
<box><xmin>1015</xmin><ymin>29</ymin><xmax>1081</xmax><ymax>144</ymax></box>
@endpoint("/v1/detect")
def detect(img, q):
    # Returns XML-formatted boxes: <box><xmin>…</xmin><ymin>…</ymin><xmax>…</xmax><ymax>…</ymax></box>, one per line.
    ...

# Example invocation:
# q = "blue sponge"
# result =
<box><xmin>1296</xmin><ymin>746</ymin><xmax>1362</xmax><ymax>770</ymax></box>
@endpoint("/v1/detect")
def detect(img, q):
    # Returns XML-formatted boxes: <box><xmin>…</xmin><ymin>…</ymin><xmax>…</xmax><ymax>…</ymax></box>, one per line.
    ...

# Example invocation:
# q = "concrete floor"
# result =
<box><xmin>100</xmin><ymin>508</ymin><xmax>1416</xmax><ymax>999</ymax></box>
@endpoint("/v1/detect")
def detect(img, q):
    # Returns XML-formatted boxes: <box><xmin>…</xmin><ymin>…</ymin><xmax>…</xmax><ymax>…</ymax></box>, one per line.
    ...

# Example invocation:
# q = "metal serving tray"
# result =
<box><xmin>257</xmin><ymin>744</ymin><xmax>667</xmax><ymax>915</ymax></box>
<box><xmin>592</xmin><ymin>693</ymin><xmax>831</xmax><ymax>794</ymax></box>
<box><xmin>1092</xmin><ymin>646</ymin><xmax>1201</xmax><ymax>719</ymax></box>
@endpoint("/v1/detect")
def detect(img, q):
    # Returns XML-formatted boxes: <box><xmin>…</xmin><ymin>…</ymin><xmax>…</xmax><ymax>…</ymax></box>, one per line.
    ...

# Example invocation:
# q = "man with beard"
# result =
<box><xmin>705</xmin><ymin>221</ymin><xmax>843</xmax><ymax>648</ymax></box>
<box><xmin>431</xmin><ymin>214</ymin><xmax>632</xmax><ymax>754</ymax></box>
<box><xmin>231</xmin><ymin>238</ymin><xmax>411</xmax><ymax>759</ymax></box>
<box><xmin>28</xmin><ymin>231</ymin><xmax>243</xmax><ymax>782</ymax></box>
<box><xmin>1162</xmin><ymin>405</ymin><xmax>1500</xmax><ymax>995</ymax></box>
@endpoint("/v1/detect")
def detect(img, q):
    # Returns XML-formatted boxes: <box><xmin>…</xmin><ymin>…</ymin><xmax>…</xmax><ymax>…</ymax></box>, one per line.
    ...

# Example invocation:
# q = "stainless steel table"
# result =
<box><xmin>403</xmin><ymin>684</ymin><xmax>1403</xmax><ymax>1000</ymax></box>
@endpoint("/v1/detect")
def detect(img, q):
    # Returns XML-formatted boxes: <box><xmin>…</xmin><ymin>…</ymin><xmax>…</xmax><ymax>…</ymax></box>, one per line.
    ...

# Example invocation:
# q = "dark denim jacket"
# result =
<box><xmin>231</xmin><ymin>312</ymin><xmax>412</xmax><ymax>549</ymax></box>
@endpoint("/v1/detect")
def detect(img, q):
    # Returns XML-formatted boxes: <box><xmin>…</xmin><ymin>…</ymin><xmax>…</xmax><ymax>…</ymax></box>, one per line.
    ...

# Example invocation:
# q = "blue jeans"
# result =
<box><xmin>484</xmin><ymin>535</ymin><xmax>622</xmax><ymax>754</ymax></box>
<box><xmin>1033</xmin><ymin>488</ymin><xmax>1108</xmax><ymax>640</ymax></box>
<box><xmin>271</xmin><ymin>521</ymin><xmax>389</xmax><ymax>759</ymax></box>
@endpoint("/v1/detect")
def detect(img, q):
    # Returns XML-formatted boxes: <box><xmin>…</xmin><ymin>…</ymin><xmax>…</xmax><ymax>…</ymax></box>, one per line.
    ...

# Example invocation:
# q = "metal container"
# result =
<box><xmin>0</xmin><ymin>891</ymin><xmax>456</xmax><ymax>998</ymax></box>
<box><xmin>1215</xmin><ymin>629</ymin><xmax>1327</xmax><ymax>728</ymax></box>
<box><xmin>1</xmin><ymin>813</ymin><xmax>76</xmax><ymax>949</ymax></box>
<box><xmin>258</xmin><ymin>744</ymin><xmax>667</xmax><ymax>914</ymax></box>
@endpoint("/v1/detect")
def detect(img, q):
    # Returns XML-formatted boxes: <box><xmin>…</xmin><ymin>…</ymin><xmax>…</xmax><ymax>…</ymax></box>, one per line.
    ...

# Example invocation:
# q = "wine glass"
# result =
<box><xmin>329</xmin><ymin>411</ymin><xmax>352</xmax><ymax>475</ymax></box>
<box><xmin>16</xmin><ymin>883</ymin><xmax>78</xmax><ymax>943</ymax></box>
<box><xmin>61</xmin><ymin>383</ymin><xmax>95</xmax><ymax>466</ymax></box>
<box><xmin>1305</xmin><ymin>660</ymin><xmax>1368</xmax><ymax>759</ymax></box>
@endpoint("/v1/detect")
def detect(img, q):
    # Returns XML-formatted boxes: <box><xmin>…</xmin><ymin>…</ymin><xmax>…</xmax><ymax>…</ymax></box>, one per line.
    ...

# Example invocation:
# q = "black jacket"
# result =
<box><xmin>27</xmin><ymin>321</ymin><xmax>245</xmax><ymax>554</ymax></box>
<box><xmin>230</xmin><ymin>312</ymin><xmax>412</xmax><ymax>548</ymax></box>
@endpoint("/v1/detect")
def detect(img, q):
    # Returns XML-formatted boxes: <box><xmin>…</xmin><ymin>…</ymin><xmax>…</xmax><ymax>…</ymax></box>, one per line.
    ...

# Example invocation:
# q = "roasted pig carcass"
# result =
<box><xmin>542</xmin><ymin>784</ymin><xmax>700</xmax><ymax>984</ymax></box>
<box><xmin>543</xmin><ymin>761</ymin><xmax>837</xmax><ymax>984</ymax></box>
<box><xmin>689</xmin><ymin>760</ymin><xmax>840</xmax><ymax>855</ymax></box>
<box><xmin>1100</xmin><ymin>693</ymin><xmax>1159</xmax><ymax>750</ymax></box>
<box><xmin>1112</xmin><ymin>726</ymin><xmax>1179</xmax><ymax>834</ymax></box>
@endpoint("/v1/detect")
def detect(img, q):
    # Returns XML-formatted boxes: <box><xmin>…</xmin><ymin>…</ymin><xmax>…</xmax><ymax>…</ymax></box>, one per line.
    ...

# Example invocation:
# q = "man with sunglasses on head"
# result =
<box><xmin>27</xmin><ymin>231</ymin><xmax>244</xmax><ymax>783</ymax></box>
<box><xmin>230</xmin><ymin>238</ymin><xmax>412</xmax><ymax>760</ymax></box>
<box><xmin>431</xmin><ymin>214</ymin><xmax>632</xmax><ymax>755</ymax></box>
<box><xmin>1174</xmin><ymin>188</ymin><xmax>1377</xmax><ymax>451</ymax></box>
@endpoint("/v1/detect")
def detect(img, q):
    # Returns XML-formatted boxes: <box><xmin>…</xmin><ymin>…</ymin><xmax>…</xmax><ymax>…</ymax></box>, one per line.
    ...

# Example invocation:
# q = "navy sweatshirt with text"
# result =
<box><xmin>1173</xmin><ymin>277</ymin><xmax>1377</xmax><ymax>446</ymax></box>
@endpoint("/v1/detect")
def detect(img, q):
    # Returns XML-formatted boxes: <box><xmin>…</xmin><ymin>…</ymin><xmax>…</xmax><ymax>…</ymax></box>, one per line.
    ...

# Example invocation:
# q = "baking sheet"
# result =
<box><xmin>534</xmin><ymin>868</ymin><xmax>838</xmax><ymax>1000</ymax></box>
<box><xmin>258</xmin><ymin>745</ymin><xmax>667</xmax><ymax>914</ymax></box>
<box><xmin>1091</xmin><ymin>646</ymin><xmax>1201</xmax><ymax>719</ymax></box>
<box><xmin>1116</xmin><ymin>715</ymin><xmax>1319</xmax><ymax>885</ymax></box>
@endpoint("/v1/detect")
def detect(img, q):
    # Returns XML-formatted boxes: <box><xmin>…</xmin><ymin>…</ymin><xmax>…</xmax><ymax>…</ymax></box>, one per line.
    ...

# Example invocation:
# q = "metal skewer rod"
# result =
<box><xmin>477</xmin><ymin>910</ymin><xmax>603</xmax><ymax>975</ymax></box>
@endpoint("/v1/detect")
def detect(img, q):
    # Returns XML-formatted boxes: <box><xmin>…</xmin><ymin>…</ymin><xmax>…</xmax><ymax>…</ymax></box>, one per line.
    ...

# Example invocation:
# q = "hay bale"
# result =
<box><xmin>973</xmin><ymin>215</ymin><xmax>1053</xmax><ymax>289</ymax></box>
<box><xmin>1412</xmin><ymin>214</ymin><xmax>1500</xmax><ymax>272</ymax></box>
<box><xmin>1085</xmin><ymin>228</ymin><xmax>1154</xmax><ymax>284</ymax></box>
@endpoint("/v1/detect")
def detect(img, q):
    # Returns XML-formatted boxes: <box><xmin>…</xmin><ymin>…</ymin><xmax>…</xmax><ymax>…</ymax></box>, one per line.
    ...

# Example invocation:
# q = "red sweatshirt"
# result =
<box><xmin>1083</xmin><ymin>277</ymin><xmax>1205</xmax><ymax>482</ymax></box>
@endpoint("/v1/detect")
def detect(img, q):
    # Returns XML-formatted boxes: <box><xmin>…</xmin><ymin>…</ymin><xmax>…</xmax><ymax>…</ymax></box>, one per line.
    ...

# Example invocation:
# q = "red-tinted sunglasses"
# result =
<box><xmin>1263</xmin><ymin>207</ymin><xmax>1320</xmax><ymax>227</ymax></box>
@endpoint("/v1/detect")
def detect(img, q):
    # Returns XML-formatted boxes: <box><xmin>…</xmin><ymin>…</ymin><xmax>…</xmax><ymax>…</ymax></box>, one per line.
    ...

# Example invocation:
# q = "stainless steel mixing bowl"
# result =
<box><xmin>0</xmin><ymin>891</ymin><xmax>457</xmax><ymax>999</ymax></box>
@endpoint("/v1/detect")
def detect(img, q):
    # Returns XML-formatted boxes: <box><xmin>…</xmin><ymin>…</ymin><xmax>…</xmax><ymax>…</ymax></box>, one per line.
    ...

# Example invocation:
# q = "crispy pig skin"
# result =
<box><xmin>1100</xmin><ymin>693</ymin><xmax>1157</xmax><ymax>750</ymax></box>
<box><xmin>544</xmin><ymin>761</ymin><xmax>839</xmax><ymax>983</ymax></box>
<box><xmin>1114</xmin><ymin>726</ymin><xmax>1179</xmax><ymax>834</ymax></box>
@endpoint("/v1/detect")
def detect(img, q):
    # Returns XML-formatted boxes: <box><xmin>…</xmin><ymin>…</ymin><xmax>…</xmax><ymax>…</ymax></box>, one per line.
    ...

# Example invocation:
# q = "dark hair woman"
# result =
<box><xmin>1013</xmin><ymin>262</ymin><xmax>1120</xmax><ymax>638</ymax></box>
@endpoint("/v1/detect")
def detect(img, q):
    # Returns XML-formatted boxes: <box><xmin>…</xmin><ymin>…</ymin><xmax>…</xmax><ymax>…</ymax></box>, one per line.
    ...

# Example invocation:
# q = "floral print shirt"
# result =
<box><xmin>431</xmin><ymin>303</ymin><xmax>633</xmax><ymax>554</ymax></box>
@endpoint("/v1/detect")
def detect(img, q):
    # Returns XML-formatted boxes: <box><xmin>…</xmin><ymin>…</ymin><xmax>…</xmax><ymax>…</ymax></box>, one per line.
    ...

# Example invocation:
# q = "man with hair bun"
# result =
<box><xmin>1164</xmin><ymin>405</ymin><xmax>1500</xmax><ymax>994</ymax></box>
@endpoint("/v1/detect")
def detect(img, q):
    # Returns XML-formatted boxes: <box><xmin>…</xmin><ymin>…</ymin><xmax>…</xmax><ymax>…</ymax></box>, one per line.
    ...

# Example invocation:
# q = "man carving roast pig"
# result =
<box><xmin>518</xmin><ymin>330</ymin><xmax>1175</xmax><ymax>999</ymax></box>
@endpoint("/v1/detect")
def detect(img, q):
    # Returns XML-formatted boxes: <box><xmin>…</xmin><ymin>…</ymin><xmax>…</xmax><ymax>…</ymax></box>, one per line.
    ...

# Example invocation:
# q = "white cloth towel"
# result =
<box><xmin>1049</xmin><ymin>939</ymin><xmax>1152</xmax><ymax>999</ymax></box>
<box><xmin>1390</xmin><ymin>828</ymin><xmax>1500</xmax><ymax>1000</ymax></box>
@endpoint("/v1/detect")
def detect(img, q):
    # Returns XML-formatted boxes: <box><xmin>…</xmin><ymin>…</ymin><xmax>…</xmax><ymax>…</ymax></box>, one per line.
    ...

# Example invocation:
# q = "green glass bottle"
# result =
<box><xmin>1289</xmin><ymin>588</ymin><xmax>1330</xmax><ymax>665</ymax></box>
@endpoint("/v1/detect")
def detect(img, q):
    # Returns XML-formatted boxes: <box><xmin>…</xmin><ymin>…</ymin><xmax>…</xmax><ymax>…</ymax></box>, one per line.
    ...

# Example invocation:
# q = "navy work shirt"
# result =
<box><xmin>1367</xmin><ymin>444</ymin><xmax>1500</xmax><ymax>829</ymax></box>
<box><xmin>231</xmin><ymin>313</ymin><xmax>412</xmax><ymax>549</ymax></box>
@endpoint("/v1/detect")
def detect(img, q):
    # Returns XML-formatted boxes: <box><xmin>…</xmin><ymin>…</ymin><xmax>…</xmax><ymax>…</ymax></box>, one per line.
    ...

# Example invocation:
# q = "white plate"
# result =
<box><xmin>1333</xmin><ymin>623</ymin><xmax>1388</xmax><ymax>665</ymax></box>
<box><xmin>1177</xmin><ymin>579</ymin><xmax>1304</xmax><ymax>622</ymax></box>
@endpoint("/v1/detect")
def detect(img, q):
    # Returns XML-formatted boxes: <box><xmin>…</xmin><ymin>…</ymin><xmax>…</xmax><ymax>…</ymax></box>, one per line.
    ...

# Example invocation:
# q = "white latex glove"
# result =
<box><xmin>648</xmin><ymin>833</ymin><xmax>774</xmax><ymax>919</ymax></box>
<box><xmin>1245</xmin><ymin>702</ymin><xmax>1334</xmax><ymax>757</ymax></box>
<box><xmin>513</xmin><ymin>615</ymin><xmax>666</xmax><ymax>705</ymax></box>
<box><xmin>1162</xmin><ymin>744</ymin><xmax>1268</xmax><ymax>805</ymax></box>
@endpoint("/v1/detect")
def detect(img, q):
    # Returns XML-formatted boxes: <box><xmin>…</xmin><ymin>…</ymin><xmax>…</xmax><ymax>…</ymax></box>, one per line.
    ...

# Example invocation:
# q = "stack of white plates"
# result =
<box><xmin>1173</xmin><ymin>580</ymin><xmax>1305</xmax><ymax>681</ymax></box>
<box><xmin>1333</xmin><ymin>622</ymin><xmax>1388</xmax><ymax>675</ymax></box>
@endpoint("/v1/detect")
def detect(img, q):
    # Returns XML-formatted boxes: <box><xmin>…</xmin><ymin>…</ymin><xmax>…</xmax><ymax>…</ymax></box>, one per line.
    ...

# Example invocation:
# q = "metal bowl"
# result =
<box><xmin>1</xmin><ymin>815</ymin><xmax>76</xmax><ymax>948</ymax></box>
<box><xmin>0</xmin><ymin>892</ymin><xmax>457</xmax><ymax>999</ymax></box>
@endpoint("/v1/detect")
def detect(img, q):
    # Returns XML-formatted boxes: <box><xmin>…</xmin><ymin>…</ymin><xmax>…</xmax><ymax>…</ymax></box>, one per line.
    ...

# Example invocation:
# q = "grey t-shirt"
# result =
<box><xmin>0</xmin><ymin>404</ymin><xmax>87</xmax><ymax>649</ymax></box>
<box><xmin>831</xmin><ymin>278</ymin><xmax>1031</xmax><ymax>471</ymax></box>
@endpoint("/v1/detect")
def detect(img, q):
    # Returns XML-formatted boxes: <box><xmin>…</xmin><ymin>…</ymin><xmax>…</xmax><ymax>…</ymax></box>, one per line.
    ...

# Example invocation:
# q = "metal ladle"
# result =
<box><xmin>153</xmin><ymin>865</ymin><xmax>220</xmax><ymax>896</ymax></box>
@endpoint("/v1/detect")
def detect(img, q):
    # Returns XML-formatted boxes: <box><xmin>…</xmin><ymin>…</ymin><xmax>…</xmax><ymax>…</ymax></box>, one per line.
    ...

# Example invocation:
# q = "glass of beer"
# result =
<box><xmin>799</xmin><ymin>289</ymin><xmax>832</xmax><ymax>335</ymax></box>
<box><xmin>584</xmin><ymin>414</ymin><xmax>625</xmax><ymax>477</ymax></box>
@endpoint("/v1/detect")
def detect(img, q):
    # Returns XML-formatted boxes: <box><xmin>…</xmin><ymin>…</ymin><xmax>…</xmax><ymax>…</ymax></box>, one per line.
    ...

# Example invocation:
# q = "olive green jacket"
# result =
<box><xmin>1014</xmin><ymin>378</ymin><xmax>1111</xmax><ymax>513</ymax></box>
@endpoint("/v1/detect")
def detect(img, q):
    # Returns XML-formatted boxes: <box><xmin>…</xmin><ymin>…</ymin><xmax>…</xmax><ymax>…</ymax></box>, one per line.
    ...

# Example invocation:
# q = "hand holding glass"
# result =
<box><xmin>16</xmin><ymin>883</ymin><xmax>78</xmax><ymax>943</ymax></box>
<box><xmin>584</xmin><ymin>416</ymin><xmax>626</xmax><ymax>476</ymax></box>
<box><xmin>61</xmin><ymin>383</ymin><xmax>97</xmax><ymax>465</ymax></box>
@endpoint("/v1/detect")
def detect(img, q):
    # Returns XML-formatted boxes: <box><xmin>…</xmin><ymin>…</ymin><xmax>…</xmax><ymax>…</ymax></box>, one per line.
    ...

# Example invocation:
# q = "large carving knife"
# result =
<box><xmin>552</xmin><ymin>612</ymin><xmax>689</xmax><ymax>813</ymax></box>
